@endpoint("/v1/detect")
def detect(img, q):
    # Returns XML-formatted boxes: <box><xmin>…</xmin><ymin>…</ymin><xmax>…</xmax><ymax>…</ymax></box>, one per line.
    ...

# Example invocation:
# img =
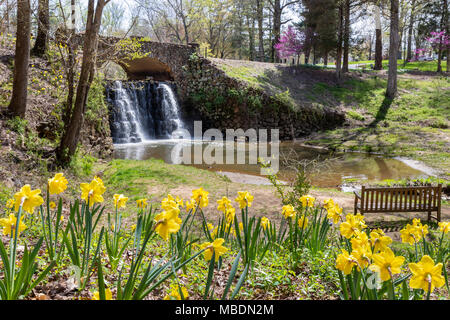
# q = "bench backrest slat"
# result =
<box><xmin>360</xmin><ymin>185</ymin><xmax>441</xmax><ymax>213</ymax></box>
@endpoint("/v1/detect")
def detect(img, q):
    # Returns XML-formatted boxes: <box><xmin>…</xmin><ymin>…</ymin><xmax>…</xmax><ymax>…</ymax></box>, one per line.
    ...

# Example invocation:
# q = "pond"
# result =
<box><xmin>113</xmin><ymin>140</ymin><xmax>434</xmax><ymax>190</ymax></box>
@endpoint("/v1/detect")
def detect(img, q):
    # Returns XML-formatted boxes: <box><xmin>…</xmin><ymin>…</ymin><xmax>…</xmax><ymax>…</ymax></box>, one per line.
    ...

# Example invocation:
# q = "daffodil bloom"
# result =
<box><xmin>340</xmin><ymin>214</ymin><xmax>367</xmax><ymax>239</ymax></box>
<box><xmin>323</xmin><ymin>198</ymin><xmax>335</xmax><ymax>210</ymax></box>
<box><xmin>327</xmin><ymin>204</ymin><xmax>343</xmax><ymax>224</ymax></box>
<box><xmin>199</xmin><ymin>238</ymin><xmax>228</xmax><ymax>262</ymax></box>
<box><xmin>261</xmin><ymin>217</ymin><xmax>269</xmax><ymax>230</ymax></box>
<box><xmin>298</xmin><ymin>215</ymin><xmax>308</xmax><ymax>229</ymax></box>
<box><xmin>6</xmin><ymin>198</ymin><xmax>15</xmax><ymax>209</ymax></box>
<box><xmin>80</xmin><ymin>176</ymin><xmax>106</xmax><ymax>206</ymax></box>
<box><xmin>235</xmin><ymin>191</ymin><xmax>254</xmax><ymax>209</ymax></box>
<box><xmin>192</xmin><ymin>188</ymin><xmax>209</xmax><ymax>208</ymax></box>
<box><xmin>163</xmin><ymin>286</ymin><xmax>189</xmax><ymax>300</ymax></box>
<box><xmin>336</xmin><ymin>249</ymin><xmax>357</xmax><ymax>275</ymax></box>
<box><xmin>239</xmin><ymin>222</ymin><xmax>243</xmax><ymax>233</ymax></box>
<box><xmin>113</xmin><ymin>194</ymin><xmax>128</xmax><ymax>209</ymax></box>
<box><xmin>224</xmin><ymin>206</ymin><xmax>235</xmax><ymax>223</ymax></box>
<box><xmin>131</xmin><ymin>224</ymin><xmax>136</xmax><ymax>232</ymax></box>
<box><xmin>299</xmin><ymin>195</ymin><xmax>315</xmax><ymax>208</ymax></box>
<box><xmin>136</xmin><ymin>198</ymin><xmax>148</xmax><ymax>209</ymax></box>
<box><xmin>185</xmin><ymin>198</ymin><xmax>197</xmax><ymax>212</ymax></box>
<box><xmin>369</xmin><ymin>229</ymin><xmax>392</xmax><ymax>253</ymax></box>
<box><xmin>438</xmin><ymin>221</ymin><xmax>449</xmax><ymax>234</ymax></box>
<box><xmin>154</xmin><ymin>208</ymin><xmax>182</xmax><ymax>241</ymax></box>
<box><xmin>49</xmin><ymin>201</ymin><xmax>57</xmax><ymax>210</ymax></box>
<box><xmin>161</xmin><ymin>194</ymin><xmax>181</xmax><ymax>211</ymax></box>
<box><xmin>351</xmin><ymin>246</ymin><xmax>372</xmax><ymax>269</ymax></box>
<box><xmin>369</xmin><ymin>247</ymin><xmax>405</xmax><ymax>282</ymax></box>
<box><xmin>48</xmin><ymin>173</ymin><xmax>68</xmax><ymax>195</ymax></box>
<box><xmin>13</xmin><ymin>185</ymin><xmax>44</xmax><ymax>214</ymax></box>
<box><xmin>400</xmin><ymin>224</ymin><xmax>420</xmax><ymax>245</ymax></box>
<box><xmin>408</xmin><ymin>255</ymin><xmax>445</xmax><ymax>293</ymax></box>
<box><xmin>281</xmin><ymin>204</ymin><xmax>296</xmax><ymax>220</ymax></box>
<box><xmin>0</xmin><ymin>214</ymin><xmax>27</xmax><ymax>237</ymax></box>
<box><xmin>350</xmin><ymin>230</ymin><xmax>371</xmax><ymax>252</ymax></box>
<box><xmin>92</xmin><ymin>288</ymin><xmax>112</xmax><ymax>300</ymax></box>
<box><xmin>217</xmin><ymin>196</ymin><xmax>232</xmax><ymax>213</ymax></box>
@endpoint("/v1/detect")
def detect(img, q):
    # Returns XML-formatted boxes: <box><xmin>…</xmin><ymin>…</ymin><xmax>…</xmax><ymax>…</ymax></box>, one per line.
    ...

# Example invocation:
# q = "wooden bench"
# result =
<box><xmin>354</xmin><ymin>184</ymin><xmax>442</xmax><ymax>222</ymax></box>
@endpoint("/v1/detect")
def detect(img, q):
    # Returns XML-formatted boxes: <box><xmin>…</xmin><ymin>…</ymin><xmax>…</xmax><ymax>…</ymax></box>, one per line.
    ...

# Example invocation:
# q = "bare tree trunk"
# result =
<box><xmin>63</xmin><ymin>0</ymin><xmax>76</xmax><ymax>129</ymax></box>
<box><xmin>8</xmin><ymin>0</ymin><xmax>31</xmax><ymax>118</ymax></box>
<box><xmin>324</xmin><ymin>50</ymin><xmax>328</xmax><ymax>66</ymax></box>
<box><xmin>343</xmin><ymin>0</ymin><xmax>350</xmax><ymax>73</ymax></box>
<box><xmin>247</xmin><ymin>15</ymin><xmax>255</xmax><ymax>61</ymax></box>
<box><xmin>374</xmin><ymin>3</ymin><xmax>383</xmax><ymax>70</ymax></box>
<box><xmin>369</xmin><ymin>34</ymin><xmax>373</xmax><ymax>60</ymax></box>
<box><xmin>31</xmin><ymin>0</ymin><xmax>49</xmax><ymax>56</ymax></box>
<box><xmin>336</xmin><ymin>3</ymin><xmax>344</xmax><ymax>81</ymax></box>
<box><xmin>386</xmin><ymin>0</ymin><xmax>399</xmax><ymax>99</ymax></box>
<box><xmin>256</xmin><ymin>0</ymin><xmax>265</xmax><ymax>62</ymax></box>
<box><xmin>445</xmin><ymin>0</ymin><xmax>449</xmax><ymax>72</ymax></box>
<box><xmin>58</xmin><ymin>0</ymin><xmax>110</xmax><ymax>164</ymax></box>
<box><xmin>272</xmin><ymin>0</ymin><xmax>281</xmax><ymax>62</ymax></box>
<box><xmin>406</xmin><ymin>0</ymin><xmax>416</xmax><ymax>63</ymax></box>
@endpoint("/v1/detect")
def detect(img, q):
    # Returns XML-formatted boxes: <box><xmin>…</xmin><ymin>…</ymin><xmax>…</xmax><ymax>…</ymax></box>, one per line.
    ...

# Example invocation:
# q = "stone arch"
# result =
<box><xmin>117</xmin><ymin>57</ymin><xmax>175</xmax><ymax>81</ymax></box>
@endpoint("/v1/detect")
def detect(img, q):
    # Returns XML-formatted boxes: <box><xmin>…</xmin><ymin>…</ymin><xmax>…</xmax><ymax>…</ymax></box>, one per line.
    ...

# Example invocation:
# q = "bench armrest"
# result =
<box><xmin>354</xmin><ymin>191</ymin><xmax>361</xmax><ymax>199</ymax></box>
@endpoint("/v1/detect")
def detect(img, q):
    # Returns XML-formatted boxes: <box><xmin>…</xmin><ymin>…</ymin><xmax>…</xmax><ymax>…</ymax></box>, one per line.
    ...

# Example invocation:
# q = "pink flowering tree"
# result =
<box><xmin>274</xmin><ymin>26</ymin><xmax>303</xmax><ymax>62</ymax></box>
<box><xmin>426</xmin><ymin>31</ymin><xmax>450</xmax><ymax>71</ymax></box>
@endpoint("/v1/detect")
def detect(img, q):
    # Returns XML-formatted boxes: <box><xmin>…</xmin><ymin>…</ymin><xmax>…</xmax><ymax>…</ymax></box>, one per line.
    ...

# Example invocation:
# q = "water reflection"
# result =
<box><xmin>113</xmin><ymin>140</ymin><xmax>429</xmax><ymax>188</ymax></box>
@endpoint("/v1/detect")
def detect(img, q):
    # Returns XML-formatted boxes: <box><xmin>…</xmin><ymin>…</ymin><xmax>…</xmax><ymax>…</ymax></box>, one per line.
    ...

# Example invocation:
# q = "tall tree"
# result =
<box><xmin>58</xmin><ymin>0</ymin><xmax>111</xmax><ymax>164</ymax></box>
<box><xmin>386</xmin><ymin>0</ymin><xmax>399</xmax><ymax>98</ymax></box>
<box><xmin>8</xmin><ymin>0</ymin><xmax>31</xmax><ymax>118</ymax></box>
<box><xmin>336</xmin><ymin>0</ymin><xmax>344</xmax><ymax>80</ymax></box>
<box><xmin>31</xmin><ymin>0</ymin><xmax>49</xmax><ymax>56</ymax></box>
<box><xmin>405</xmin><ymin>0</ymin><xmax>416</xmax><ymax>63</ymax></box>
<box><xmin>256</xmin><ymin>0</ymin><xmax>265</xmax><ymax>61</ymax></box>
<box><xmin>374</xmin><ymin>2</ymin><xmax>383</xmax><ymax>69</ymax></box>
<box><xmin>268</xmin><ymin>0</ymin><xmax>299</xmax><ymax>62</ymax></box>
<box><xmin>343</xmin><ymin>0</ymin><xmax>350</xmax><ymax>72</ymax></box>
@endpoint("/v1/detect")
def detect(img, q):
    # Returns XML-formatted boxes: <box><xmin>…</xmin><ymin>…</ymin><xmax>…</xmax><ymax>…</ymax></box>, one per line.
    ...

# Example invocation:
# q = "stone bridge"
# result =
<box><xmin>70</xmin><ymin>34</ymin><xmax>199</xmax><ymax>82</ymax></box>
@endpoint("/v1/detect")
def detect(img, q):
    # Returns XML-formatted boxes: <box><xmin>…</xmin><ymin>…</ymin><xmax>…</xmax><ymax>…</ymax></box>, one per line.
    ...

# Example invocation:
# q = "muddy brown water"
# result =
<box><xmin>112</xmin><ymin>140</ymin><xmax>434</xmax><ymax>191</ymax></box>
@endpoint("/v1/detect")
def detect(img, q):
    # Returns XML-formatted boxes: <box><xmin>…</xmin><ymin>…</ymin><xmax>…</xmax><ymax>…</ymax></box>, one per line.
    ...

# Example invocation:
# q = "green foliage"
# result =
<box><xmin>5</xmin><ymin>117</ymin><xmax>28</xmax><ymax>135</ymax></box>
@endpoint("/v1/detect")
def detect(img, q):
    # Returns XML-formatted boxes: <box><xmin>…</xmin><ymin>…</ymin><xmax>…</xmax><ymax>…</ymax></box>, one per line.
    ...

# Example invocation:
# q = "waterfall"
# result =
<box><xmin>106</xmin><ymin>80</ymin><xmax>185</xmax><ymax>144</ymax></box>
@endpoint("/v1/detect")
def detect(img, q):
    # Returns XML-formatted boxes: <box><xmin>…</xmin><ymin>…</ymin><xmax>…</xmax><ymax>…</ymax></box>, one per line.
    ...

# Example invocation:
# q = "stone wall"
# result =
<box><xmin>178</xmin><ymin>55</ymin><xmax>345</xmax><ymax>140</ymax></box>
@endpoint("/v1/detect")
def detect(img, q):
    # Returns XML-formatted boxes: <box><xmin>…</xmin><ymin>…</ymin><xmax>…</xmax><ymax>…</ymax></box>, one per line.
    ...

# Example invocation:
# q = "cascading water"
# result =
<box><xmin>106</xmin><ymin>80</ymin><xmax>185</xmax><ymax>144</ymax></box>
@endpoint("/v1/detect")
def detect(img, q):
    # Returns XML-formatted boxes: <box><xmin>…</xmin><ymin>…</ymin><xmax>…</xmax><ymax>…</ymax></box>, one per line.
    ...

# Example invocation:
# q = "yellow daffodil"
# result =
<box><xmin>350</xmin><ymin>230</ymin><xmax>371</xmax><ymax>252</ymax></box>
<box><xmin>131</xmin><ymin>224</ymin><xmax>136</xmax><ymax>232</ymax></box>
<box><xmin>239</xmin><ymin>222</ymin><xmax>243</xmax><ymax>232</ymax></box>
<box><xmin>369</xmin><ymin>229</ymin><xmax>392</xmax><ymax>253</ymax></box>
<box><xmin>369</xmin><ymin>247</ymin><xmax>405</xmax><ymax>282</ymax></box>
<box><xmin>92</xmin><ymin>288</ymin><xmax>112</xmax><ymax>300</ymax></box>
<box><xmin>299</xmin><ymin>195</ymin><xmax>315</xmax><ymax>208</ymax></box>
<box><xmin>0</xmin><ymin>214</ymin><xmax>27</xmax><ymax>237</ymax></box>
<box><xmin>49</xmin><ymin>201</ymin><xmax>57</xmax><ymax>210</ymax></box>
<box><xmin>13</xmin><ymin>185</ymin><xmax>44</xmax><ymax>214</ymax></box>
<box><xmin>80</xmin><ymin>176</ymin><xmax>106</xmax><ymax>206</ymax></box>
<box><xmin>438</xmin><ymin>221</ymin><xmax>449</xmax><ymax>234</ymax></box>
<box><xmin>217</xmin><ymin>196</ymin><xmax>232</xmax><ymax>213</ymax></box>
<box><xmin>136</xmin><ymin>198</ymin><xmax>148</xmax><ymax>209</ymax></box>
<box><xmin>281</xmin><ymin>204</ymin><xmax>296</xmax><ymax>220</ymax></box>
<box><xmin>163</xmin><ymin>286</ymin><xmax>189</xmax><ymax>300</ymax></box>
<box><xmin>261</xmin><ymin>217</ymin><xmax>269</xmax><ymax>230</ymax></box>
<box><xmin>199</xmin><ymin>238</ymin><xmax>228</xmax><ymax>262</ymax></box>
<box><xmin>340</xmin><ymin>214</ymin><xmax>367</xmax><ymax>239</ymax></box>
<box><xmin>235</xmin><ymin>191</ymin><xmax>254</xmax><ymax>209</ymax></box>
<box><xmin>154</xmin><ymin>208</ymin><xmax>182</xmax><ymax>241</ymax></box>
<box><xmin>327</xmin><ymin>204</ymin><xmax>343</xmax><ymax>224</ymax></box>
<box><xmin>224</xmin><ymin>206</ymin><xmax>235</xmax><ymax>223</ymax></box>
<box><xmin>351</xmin><ymin>246</ymin><xmax>372</xmax><ymax>269</ymax></box>
<box><xmin>192</xmin><ymin>188</ymin><xmax>209</xmax><ymax>208</ymax></box>
<box><xmin>185</xmin><ymin>198</ymin><xmax>197</xmax><ymax>212</ymax></box>
<box><xmin>6</xmin><ymin>198</ymin><xmax>15</xmax><ymax>209</ymax></box>
<box><xmin>48</xmin><ymin>173</ymin><xmax>68</xmax><ymax>195</ymax></box>
<box><xmin>408</xmin><ymin>255</ymin><xmax>445</xmax><ymax>293</ymax></box>
<box><xmin>161</xmin><ymin>194</ymin><xmax>182</xmax><ymax>211</ymax></box>
<box><xmin>336</xmin><ymin>249</ymin><xmax>357</xmax><ymax>275</ymax></box>
<box><xmin>400</xmin><ymin>223</ymin><xmax>423</xmax><ymax>245</ymax></box>
<box><xmin>298</xmin><ymin>215</ymin><xmax>308</xmax><ymax>229</ymax></box>
<box><xmin>113</xmin><ymin>194</ymin><xmax>128</xmax><ymax>209</ymax></box>
<box><xmin>323</xmin><ymin>198</ymin><xmax>335</xmax><ymax>210</ymax></box>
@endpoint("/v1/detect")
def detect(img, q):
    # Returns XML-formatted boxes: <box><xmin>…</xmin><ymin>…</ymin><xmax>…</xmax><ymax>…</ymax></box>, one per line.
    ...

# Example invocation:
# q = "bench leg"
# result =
<box><xmin>427</xmin><ymin>211</ymin><xmax>431</xmax><ymax>222</ymax></box>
